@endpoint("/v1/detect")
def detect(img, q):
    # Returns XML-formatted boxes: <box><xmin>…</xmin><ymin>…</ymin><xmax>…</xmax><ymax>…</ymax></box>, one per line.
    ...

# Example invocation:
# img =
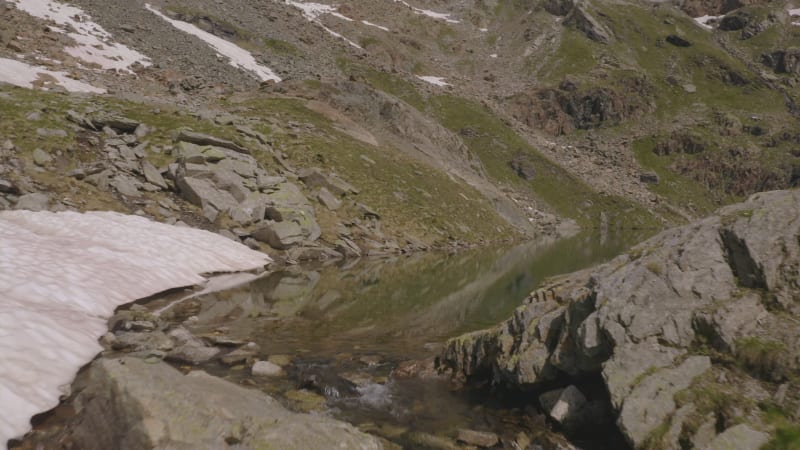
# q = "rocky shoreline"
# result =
<box><xmin>440</xmin><ymin>189</ymin><xmax>800</xmax><ymax>449</ymax></box>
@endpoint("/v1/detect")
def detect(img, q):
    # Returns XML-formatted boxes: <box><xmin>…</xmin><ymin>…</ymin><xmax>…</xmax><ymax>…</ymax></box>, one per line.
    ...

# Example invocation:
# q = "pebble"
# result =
<box><xmin>252</xmin><ymin>360</ymin><xmax>283</xmax><ymax>377</ymax></box>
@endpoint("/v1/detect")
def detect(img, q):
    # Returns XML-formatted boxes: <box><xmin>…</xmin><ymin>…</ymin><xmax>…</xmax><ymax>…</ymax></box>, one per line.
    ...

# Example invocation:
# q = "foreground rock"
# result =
<box><xmin>441</xmin><ymin>189</ymin><xmax>800</xmax><ymax>448</ymax></box>
<box><xmin>69</xmin><ymin>357</ymin><xmax>383</xmax><ymax>449</ymax></box>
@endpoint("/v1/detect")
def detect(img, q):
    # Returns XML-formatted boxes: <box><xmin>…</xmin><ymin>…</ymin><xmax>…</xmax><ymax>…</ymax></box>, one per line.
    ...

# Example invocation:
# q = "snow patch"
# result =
<box><xmin>0</xmin><ymin>57</ymin><xmax>105</xmax><ymax>93</ymax></box>
<box><xmin>0</xmin><ymin>210</ymin><xmax>270</xmax><ymax>443</ymax></box>
<box><xmin>390</xmin><ymin>0</ymin><xmax>460</xmax><ymax>23</ymax></box>
<box><xmin>9</xmin><ymin>0</ymin><xmax>150</xmax><ymax>72</ymax></box>
<box><xmin>145</xmin><ymin>4</ymin><xmax>280</xmax><ymax>82</ymax></box>
<box><xmin>694</xmin><ymin>14</ymin><xmax>723</xmax><ymax>29</ymax></box>
<box><xmin>788</xmin><ymin>7</ymin><xmax>800</xmax><ymax>25</ymax></box>
<box><xmin>362</xmin><ymin>20</ymin><xmax>390</xmax><ymax>32</ymax></box>
<box><xmin>417</xmin><ymin>75</ymin><xmax>450</xmax><ymax>86</ymax></box>
<box><xmin>282</xmin><ymin>1</ymin><xmax>362</xmax><ymax>49</ymax></box>
<box><xmin>490</xmin><ymin>53</ymin><xmax>498</xmax><ymax>58</ymax></box>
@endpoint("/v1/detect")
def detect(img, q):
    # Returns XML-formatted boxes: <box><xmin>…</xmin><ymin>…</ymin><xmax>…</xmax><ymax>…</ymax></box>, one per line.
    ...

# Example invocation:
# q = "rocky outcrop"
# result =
<box><xmin>507</xmin><ymin>77</ymin><xmax>654</xmax><ymax>135</ymax></box>
<box><xmin>762</xmin><ymin>48</ymin><xmax>800</xmax><ymax>75</ymax></box>
<box><xmin>441</xmin><ymin>190</ymin><xmax>800</xmax><ymax>448</ymax></box>
<box><xmin>68</xmin><ymin>357</ymin><xmax>383</xmax><ymax>449</ymax></box>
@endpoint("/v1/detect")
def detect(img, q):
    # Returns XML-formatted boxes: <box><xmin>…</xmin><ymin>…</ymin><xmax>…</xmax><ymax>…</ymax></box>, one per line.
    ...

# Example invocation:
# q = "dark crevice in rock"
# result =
<box><xmin>719</xmin><ymin>229</ymin><xmax>767</xmax><ymax>289</ymax></box>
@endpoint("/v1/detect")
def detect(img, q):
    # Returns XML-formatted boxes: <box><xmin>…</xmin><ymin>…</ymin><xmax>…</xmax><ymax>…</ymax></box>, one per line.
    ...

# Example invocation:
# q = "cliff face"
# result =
<box><xmin>441</xmin><ymin>189</ymin><xmax>800</xmax><ymax>449</ymax></box>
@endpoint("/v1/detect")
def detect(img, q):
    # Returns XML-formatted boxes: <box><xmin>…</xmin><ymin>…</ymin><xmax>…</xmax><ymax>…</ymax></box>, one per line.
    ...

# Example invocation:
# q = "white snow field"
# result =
<box><xmin>0</xmin><ymin>210</ymin><xmax>270</xmax><ymax>443</ymax></box>
<box><xmin>283</xmin><ymin>0</ymin><xmax>363</xmax><ymax>48</ymax></box>
<box><xmin>417</xmin><ymin>75</ymin><xmax>450</xmax><ymax>86</ymax></box>
<box><xmin>391</xmin><ymin>0</ymin><xmax>460</xmax><ymax>23</ymax></box>
<box><xmin>144</xmin><ymin>4</ymin><xmax>281</xmax><ymax>82</ymax></box>
<box><xmin>0</xmin><ymin>57</ymin><xmax>105</xmax><ymax>93</ymax></box>
<box><xmin>694</xmin><ymin>14</ymin><xmax>723</xmax><ymax>29</ymax></box>
<box><xmin>9</xmin><ymin>0</ymin><xmax>150</xmax><ymax>72</ymax></box>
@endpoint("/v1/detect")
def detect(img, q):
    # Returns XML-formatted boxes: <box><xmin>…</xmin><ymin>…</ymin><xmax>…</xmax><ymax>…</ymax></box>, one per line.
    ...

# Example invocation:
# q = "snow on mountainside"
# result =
<box><xmin>0</xmin><ymin>211</ymin><xmax>269</xmax><ymax>443</ymax></box>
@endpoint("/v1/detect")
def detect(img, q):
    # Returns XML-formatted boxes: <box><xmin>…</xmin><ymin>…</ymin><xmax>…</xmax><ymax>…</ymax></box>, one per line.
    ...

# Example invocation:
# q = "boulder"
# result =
<box><xmin>539</xmin><ymin>385</ymin><xmax>588</xmax><ymax>427</ymax></box>
<box><xmin>707</xmin><ymin>424</ymin><xmax>770</xmax><ymax>450</ymax></box>
<box><xmin>456</xmin><ymin>429</ymin><xmax>499</xmax><ymax>448</ymax></box>
<box><xmin>166</xmin><ymin>327</ymin><xmax>220</xmax><ymax>365</ymax></box>
<box><xmin>252</xmin><ymin>360</ymin><xmax>284</xmax><ymax>377</ymax></box>
<box><xmin>32</xmin><ymin>148</ymin><xmax>52</xmax><ymax>166</ymax></box>
<box><xmin>317</xmin><ymin>187</ymin><xmax>342</xmax><ymax>210</ymax></box>
<box><xmin>441</xmin><ymin>190</ymin><xmax>800</xmax><ymax>448</ymax></box>
<box><xmin>68</xmin><ymin>357</ymin><xmax>383</xmax><ymax>450</ymax></box>
<box><xmin>14</xmin><ymin>193</ymin><xmax>50</xmax><ymax>211</ymax></box>
<box><xmin>252</xmin><ymin>221</ymin><xmax>305</xmax><ymax>250</ymax></box>
<box><xmin>141</xmin><ymin>161</ymin><xmax>168</xmax><ymax>190</ymax></box>
<box><xmin>177</xmin><ymin>129</ymin><xmax>250</xmax><ymax>155</ymax></box>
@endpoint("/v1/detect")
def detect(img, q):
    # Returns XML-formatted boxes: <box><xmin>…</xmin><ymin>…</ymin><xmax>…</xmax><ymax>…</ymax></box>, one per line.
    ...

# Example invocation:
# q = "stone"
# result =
<box><xmin>0</xmin><ymin>178</ymin><xmax>19</xmax><ymax>194</ymax></box>
<box><xmin>252</xmin><ymin>360</ymin><xmax>284</xmax><ymax>377</ymax></box>
<box><xmin>268</xmin><ymin>354</ymin><xmax>292</xmax><ymax>367</ymax></box>
<box><xmin>112</xmin><ymin>331</ymin><xmax>174</xmax><ymax>352</ymax></box>
<box><xmin>456</xmin><ymin>429</ymin><xmax>499</xmax><ymax>448</ymax></box>
<box><xmin>202</xmin><ymin>147</ymin><xmax>227</xmax><ymax>162</ymax></box>
<box><xmin>317</xmin><ymin>187</ymin><xmax>342</xmax><ymax>210</ymax></box>
<box><xmin>35</xmin><ymin>128</ymin><xmax>67</xmax><ymax>138</ymax></box>
<box><xmin>111</xmin><ymin>176</ymin><xmax>141</xmax><ymax>197</ymax></box>
<box><xmin>32</xmin><ymin>148</ymin><xmax>52</xmax><ymax>166</ymax></box>
<box><xmin>707</xmin><ymin>424</ymin><xmax>769</xmax><ymax>450</ymax></box>
<box><xmin>68</xmin><ymin>358</ymin><xmax>383</xmax><ymax>449</ymax></box>
<box><xmin>298</xmin><ymin>168</ymin><xmax>356</xmax><ymax>195</ymax></box>
<box><xmin>94</xmin><ymin>114</ymin><xmax>140</xmax><ymax>133</ymax></box>
<box><xmin>540</xmin><ymin>385</ymin><xmax>588</xmax><ymax>426</ymax></box>
<box><xmin>14</xmin><ymin>193</ymin><xmax>49</xmax><ymax>211</ymax></box>
<box><xmin>141</xmin><ymin>161</ymin><xmax>168</xmax><ymax>190</ymax></box>
<box><xmin>166</xmin><ymin>327</ymin><xmax>220</xmax><ymax>365</ymax></box>
<box><xmin>177</xmin><ymin>176</ymin><xmax>238</xmax><ymax>212</ymax></box>
<box><xmin>252</xmin><ymin>221</ymin><xmax>305</xmax><ymax>250</ymax></box>
<box><xmin>618</xmin><ymin>356</ymin><xmax>711</xmax><ymax>446</ymax></box>
<box><xmin>639</xmin><ymin>171</ymin><xmax>659</xmax><ymax>184</ymax></box>
<box><xmin>176</xmin><ymin>129</ymin><xmax>249</xmax><ymax>155</ymax></box>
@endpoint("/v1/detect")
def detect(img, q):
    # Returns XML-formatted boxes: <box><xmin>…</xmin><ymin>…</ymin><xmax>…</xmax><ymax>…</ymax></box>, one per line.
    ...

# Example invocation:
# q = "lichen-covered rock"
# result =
<box><xmin>441</xmin><ymin>190</ymin><xmax>800</xmax><ymax>448</ymax></box>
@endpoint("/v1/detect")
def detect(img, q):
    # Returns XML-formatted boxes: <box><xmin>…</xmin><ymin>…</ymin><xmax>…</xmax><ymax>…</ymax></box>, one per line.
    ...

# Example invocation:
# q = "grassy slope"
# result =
<box><xmin>338</xmin><ymin>60</ymin><xmax>660</xmax><ymax>229</ymax></box>
<box><xmin>528</xmin><ymin>1</ymin><xmax>798</xmax><ymax>216</ymax></box>
<box><xmin>0</xmin><ymin>85</ymin><xmax>514</xmax><ymax>245</ymax></box>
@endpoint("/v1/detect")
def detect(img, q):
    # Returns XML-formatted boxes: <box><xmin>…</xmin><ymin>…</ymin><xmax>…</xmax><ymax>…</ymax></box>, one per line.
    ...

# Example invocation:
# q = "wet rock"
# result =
<box><xmin>220</xmin><ymin>343</ymin><xmax>258</xmax><ymax>366</ymax></box>
<box><xmin>285</xmin><ymin>389</ymin><xmax>326</xmax><ymax>413</ymax></box>
<box><xmin>68</xmin><ymin>358</ymin><xmax>382</xmax><ymax>449</ymax></box>
<box><xmin>252</xmin><ymin>360</ymin><xmax>284</xmax><ymax>377</ymax></box>
<box><xmin>166</xmin><ymin>327</ymin><xmax>220</xmax><ymax>365</ymax></box>
<box><xmin>111</xmin><ymin>331</ymin><xmax>173</xmax><ymax>352</ymax></box>
<box><xmin>268</xmin><ymin>354</ymin><xmax>292</xmax><ymax>367</ymax></box>
<box><xmin>14</xmin><ymin>193</ymin><xmax>50</xmax><ymax>211</ymax></box>
<box><xmin>404</xmin><ymin>431</ymin><xmax>458</xmax><ymax>450</ymax></box>
<box><xmin>456</xmin><ymin>429</ymin><xmax>499</xmax><ymax>448</ymax></box>
<box><xmin>177</xmin><ymin>129</ymin><xmax>249</xmax><ymax>155</ymax></box>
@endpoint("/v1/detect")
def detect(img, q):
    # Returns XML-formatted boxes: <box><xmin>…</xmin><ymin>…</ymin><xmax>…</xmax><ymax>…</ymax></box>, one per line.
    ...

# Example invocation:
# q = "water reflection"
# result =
<box><xmin>164</xmin><ymin>230</ymin><xmax>646</xmax><ymax>360</ymax></box>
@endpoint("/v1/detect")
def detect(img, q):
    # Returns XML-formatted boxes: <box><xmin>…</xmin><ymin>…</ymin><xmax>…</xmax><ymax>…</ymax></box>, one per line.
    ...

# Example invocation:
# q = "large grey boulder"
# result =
<box><xmin>252</xmin><ymin>220</ymin><xmax>306</xmax><ymax>250</ymax></box>
<box><xmin>177</xmin><ymin>129</ymin><xmax>250</xmax><ymax>155</ymax></box>
<box><xmin>441</xmin><ymin>190</ymin><xmax>800</xmax><ymax>448</ymax></box>
<box><xmin>69</xmin><ymin>357</ymin><xmax>383</xmax><ymax>450</ymax></box>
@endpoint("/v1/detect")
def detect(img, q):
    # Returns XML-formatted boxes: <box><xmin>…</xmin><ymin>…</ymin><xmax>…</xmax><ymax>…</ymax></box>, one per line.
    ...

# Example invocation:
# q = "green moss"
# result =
<box><xmin>735</xmin><ymin>337</ymin><xmax>790</xmax><ymax>381</ymax></box>
<box><xmin>761</xmin><ymin>403</ymin><xmax>800</xmax><ymax>450</ymax></box>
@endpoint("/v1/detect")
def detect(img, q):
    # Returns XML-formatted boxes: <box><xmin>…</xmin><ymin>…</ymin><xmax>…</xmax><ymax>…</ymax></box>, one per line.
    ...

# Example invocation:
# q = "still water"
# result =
<box><xmin>154</xmin><ymin>230</ymin><xmax>645</xmax><ymax>447</ymax></box>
